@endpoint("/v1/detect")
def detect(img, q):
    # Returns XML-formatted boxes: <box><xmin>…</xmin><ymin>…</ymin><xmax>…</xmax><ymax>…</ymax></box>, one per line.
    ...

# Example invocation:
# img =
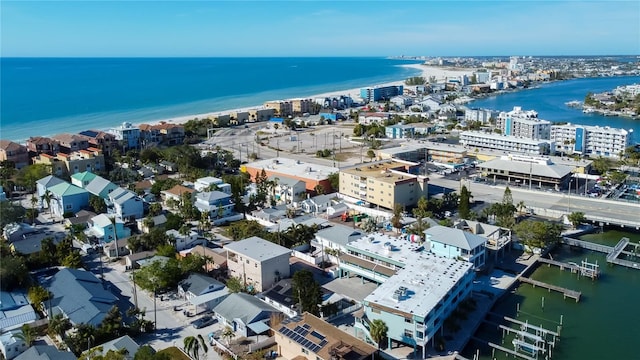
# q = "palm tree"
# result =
<box><xmin>15</xmin><ymin>324</ymin><xmax>37</xmax><ymax>347</ymax></box>
<box><xmin>197</xmin><ymin>334</ymin><xmax>209</xmax><ymax>358</ymax></box>
<box><xmin>48</xmin><ymin>313</ymin><xmax>71</xmax><ymax>340</ymax></box>
<box><xmin>41</xmin><ymin>189</ymin><xmax>52</xmax><ymax>220</ymax></box>
<box><xmin>221</xmin><ymin>326</ymin><xmax>236</xmax><ymax>346</ymax></box>
<box><xmin>516</xmin><ymin>200</ymin><xmax>526</xmax><ymax>216</ymax></box>
<box><xmin>391</xmin><ymin>203</ymin><xmax>404</xmax><ymax>234</ymax></box>
<box><xmin>30</xmin><ymin>194</ymin><xmax>38</xmax><ymax>225</ymax></box>
<box><xmin>369</xmin><ymin>319</ymin><xmax>388</xmax><ymax>349</ymax></box>
<box><xmin>184</xmin><ymin>335</ymin><xmax>203</xmax><ymax>360</ymax></box>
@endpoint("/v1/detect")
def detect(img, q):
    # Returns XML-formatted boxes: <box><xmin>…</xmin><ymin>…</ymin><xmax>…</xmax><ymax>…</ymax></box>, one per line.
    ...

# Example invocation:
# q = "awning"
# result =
<box><xmin>247</xmin><ymin>321</ymin><xmax>270</xmax><ymax>334</ymax></box>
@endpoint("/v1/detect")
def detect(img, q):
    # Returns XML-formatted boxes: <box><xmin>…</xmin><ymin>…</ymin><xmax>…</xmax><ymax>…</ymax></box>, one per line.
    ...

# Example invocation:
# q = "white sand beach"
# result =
<box><xmin>140</xmin><ymin>64</ymin><xmax>475</xmax><ymax>128</ymax></box>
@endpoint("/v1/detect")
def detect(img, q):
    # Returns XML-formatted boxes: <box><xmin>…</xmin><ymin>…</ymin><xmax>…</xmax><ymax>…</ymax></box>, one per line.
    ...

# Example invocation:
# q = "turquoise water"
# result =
<box><xmin>464</xmin><ymin>229</ymin><xmax>640</xmax><ymax>360</ymax></box>
<box><xmin>0</xmin><ymin>57</ymin><xmax>422</xmax><ymax>142</ymax></box>
<box><xmin>471</xmin><ymin>75</ymin><xmax>640</xmax><ymax>142</ymax></box>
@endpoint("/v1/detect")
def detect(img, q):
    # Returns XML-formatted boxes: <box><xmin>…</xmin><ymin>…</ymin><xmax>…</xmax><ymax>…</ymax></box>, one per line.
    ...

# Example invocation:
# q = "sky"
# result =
<box><xmin>1</xmin><ymin>1</ymin><xmax>639</xmax><ymax>57</ymax></box>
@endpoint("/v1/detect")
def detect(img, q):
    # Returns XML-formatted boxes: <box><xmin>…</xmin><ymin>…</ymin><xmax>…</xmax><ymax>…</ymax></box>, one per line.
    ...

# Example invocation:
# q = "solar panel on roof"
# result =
<box><xmin>303</xmin><ymin>323</ymin><xmax>311</xmax><ymax>330</ymax></box>
<box><xmin>320</xmin><ymin>339</ymin><xmax>328</xmax><ymax>347</ymax></box>
<box><xmin>310</xmin><ymin>330</ymin><xmax>325</xmax><ymax>341</ymax></box>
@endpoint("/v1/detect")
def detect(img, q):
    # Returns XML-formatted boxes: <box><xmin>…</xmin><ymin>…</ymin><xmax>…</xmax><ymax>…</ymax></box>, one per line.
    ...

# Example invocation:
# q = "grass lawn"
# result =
<box><xmin>157</xmin><ymin>347</ymin><xmax>190</xmax><ymax>360</ymax></box>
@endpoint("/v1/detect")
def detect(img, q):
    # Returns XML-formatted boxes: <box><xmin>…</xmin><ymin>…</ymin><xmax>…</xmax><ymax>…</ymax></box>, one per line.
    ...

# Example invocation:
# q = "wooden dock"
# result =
<box><xmin>537</xmin><ymin>257</ymin><xmax>600</xmax><ymax>279</ymax></box>
<box><xmin>518</xmin><ymin>276</ymin><xmax>582</xmax><ymax>302</ymax></box>
<box><xmin>538</xmin><ymin>257</ymin><xmax>580</xmax><ymax>271</ymax></box>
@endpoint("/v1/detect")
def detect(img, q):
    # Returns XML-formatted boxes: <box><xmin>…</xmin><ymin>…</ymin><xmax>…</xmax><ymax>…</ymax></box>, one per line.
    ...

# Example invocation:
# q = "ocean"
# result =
<box><xmin>0</xmin><ymin>57</ymin><xmax>423</xmax><ymax>142</ymax></box>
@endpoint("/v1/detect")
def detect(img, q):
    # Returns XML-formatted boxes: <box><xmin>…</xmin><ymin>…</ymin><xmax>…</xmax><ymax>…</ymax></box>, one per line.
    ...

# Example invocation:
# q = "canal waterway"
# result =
<box><xmin>463</xmin><ymin>229</ymin><xmax>640</xmax><ymax>360</ymax></box>
<box><xmin>470</xmin><ymin>75</ymin><xmax>640</xmax><ymax>143</ymax></box>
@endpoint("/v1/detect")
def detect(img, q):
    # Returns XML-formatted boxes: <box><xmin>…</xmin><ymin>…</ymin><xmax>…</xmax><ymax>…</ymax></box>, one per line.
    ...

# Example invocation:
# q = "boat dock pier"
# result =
<box><xmin>562</xmin><ymin>237</ymin><xmax>640</xmax><ymax>269</ymax></box>
<box><xmin>518</xmin><ymin>276</ymin><xmax>582</xmax><ymax>302</ymax></box>
<box><xmin>537</xmin><ymin>257</ymin><xmax>600</xmax><ymax>279</ymax></box>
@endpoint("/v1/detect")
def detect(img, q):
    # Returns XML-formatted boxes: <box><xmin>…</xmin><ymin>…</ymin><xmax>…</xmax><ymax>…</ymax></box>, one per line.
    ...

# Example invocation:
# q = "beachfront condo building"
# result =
<box><xmin>360</xmin><ymin>85</ymin><xmax>403</xmax><ymax>102</ymax></box>
<box><xmin>496</xmin><ymin>106</ymin><xmax>551</xmax><ymax>140</ymax></box>
<box><xmin>459</xmin><ymin>131</ymin><xmax>552</xmax><ymax>155</ymax></box>
<box><xmin>264</xmin><ymin>99</ymin><xmax>315</xmax><ymax>117</ymax></box>
<box><xmin>109</xmin><ymin>122</ymin><xmax>141</xmax><ymax>151</ymax></box>
<box><xmin>339</xmin><ymin>159</ymin><xmax>428</xmax><ymax>210</ymax></box>
<box><xmin>345</xmin><ymin>233</ymin><xmax>474</xmax><ymax>357</ymax></box>
<box><xmin>550</xmin><ymin>124</ymin><xmax>632</xmax><ymax>158</ymax></box>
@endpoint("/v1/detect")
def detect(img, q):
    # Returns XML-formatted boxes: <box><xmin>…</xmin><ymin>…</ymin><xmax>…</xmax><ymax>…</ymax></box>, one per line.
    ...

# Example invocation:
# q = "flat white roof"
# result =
<box><xmin>365</xmin><ymin>252</ymin><xmax>472</xmax><ymax>317</ymax></box>
<box><xmin>347</xmin><ymin>232</ymin><xmax>425</xmax><ymax>267</ymax></box>
<box><xmin>552</xmin><ymin>124</ymin><xmax>629</xmax><ymax>135</ymax></box>
<box><xmin>224</xmin><ymin>236</ymin><xmax>291</xmax><ymax>262</ymax></box>
<box><xmin>461</xmin><ymin>131</ymin><xmax>550</xmax><ymax>146</ymax></box>
<box><xmin>244</xmin><ymin>157</ymin><xmax>338</xmax><ymax>181</ymax></box>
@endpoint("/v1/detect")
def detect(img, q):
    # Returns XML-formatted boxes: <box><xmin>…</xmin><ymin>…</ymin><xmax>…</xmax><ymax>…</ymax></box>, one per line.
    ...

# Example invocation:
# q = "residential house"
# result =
<box><xmin>299</xmin><ymin>193</ymin><xmax>336</xmax><ymax>215</ymax></box>
<box><xmin>314</xmin><ymin>224</ymin><xmax>364</xmax><ymax>256</ymax></box>
<box><xmin>36</xmin><ymin>175</ymin><xmax>67</xmax><ymax>199</ymax></box>
<box><xmin>0</xmin><ymin>330</ymin><xmax>27</xmax><ymax>360</ymax></box>
<box><xmin>87</xmin><ymin>214</ymin><xmax>131</xmax><ymax>244</ymax></box>
<box><xmin>195</xmin><ymin>176</ymin><xmax>224</xmax><ymax>192</ymax></box>
<box><xmin>8</xmin><ymin>228</ymin><xmax>63</xmax><ymax>255</ymax></box>
<box><xmin>454</xmin><ymin>219</ymin><xmax>512</xmax><ymax>260</ymax></box>
<box><xmin>161</xmin><ymin>185</ymin><xmax>195</xmax><ymax>207</ymax></box>
<box><xmin>109</xmin><ymin>122</ymin><xmax>141</xmax><ymax>151</ymax></box>
<box><xmin>178</xmin><ymin>273</ymin><xmax>229</xmax><ymax>314</ymax></box>
<box><xmin>359</xmin><ymin>112</ymin><xmax>389</xmax><ymax>125</ymax></box>
<box><xmin>194</xmin><ymin>191</ymin><xmax>235</xmax><ymax>219</ymax></box>
<box><xmin>417</xmin><ymin>97</ymin><xmax>442</xmax><ymax>112</ymax></box>
<box><xmin>179</xmin><ymin>246</ymin><xmax>228</xmax><ymax>272</ymax></box>
<box><xmin>225</xmin><ymin>236</ymin><xmax>291</xmax><ymax>292</ymax></box>
<box><xmin>0</xmin><ymin>291</ymin><xmax>37</xmax><ymax>333</ymax></box>
<box><xmin>385</xmin><ymin>124</ymin><xmax>415</xmax><ymax>139</ymax></box>
<box><xmin>32</xmin><ymin>148</ymin><xmax>105</xmax><ymax>176</ymax></box>
<box><xmin>83</xmin><ymin>175</ymin><xmax>119</xmax><ymax>199</ymax></box>
<box><xmin>124</xmin><ymin>251</ymin><xmax>156</xmax><ymax>270</ymax></box>
<box><xmin>26</xmin><ymin>136</ymin><xmax>59</xmax><ymax>156</ymax></box>
<box><xmin>103</xmin><ymin>238</ymin><xmax>131</xmax><ymax>258</ymax></box>
<box><xmin>389</xmin><ymin>95</ymin><xmax>414</xmax><ymax>109</ymax></box>
<box><xmin>51</xmin><ymin>134</ymin><xmax>90</xmax><ymax>154</ymax></box>
<box><xmin>424</xmin><ymin>225</ymin><xmax>487</xmax><ymax>270</ymax></box>
<box><xmin>213</xmin><ymin>293</ymin><xmax>279</xmax><ymax>338</ymax></box>
<box><xmin>44</xmin><ymin>268</ymin><xmax>119</xmax><ymax>326</ymax></box>
<box><xmin>274</xmin><ymin>313</ymin><xmax>377</xmax><ymax>360</ymax></box>
<box><xmin>107</xmin><ymin>187</ymin><xmax>144</xmax><ymax>221</ymax></box>
<box><xmin>64</xmin><ymin>210</ymin><xmax>97</xmax><ymax>229</ymax></box>
<box><xmin>78</xmin><ymin>130</ymin><xmax>117</xmax><ymax>155</ymax></box>
<box><xmin>71</xmin><ymin>171</ymin><xmax>98</xmax><ymax>188</ymax></box>
<box><xmin>136</xmin><ymin>214</ymin><xmax>167</xmax><ymax>234</ymax></box>
<box><xmin>0</xmin><ymin>140</ymin><xmax>29</xmax><ymax>169</ymax></box>
<box><xmin>14</xmin><ymin>345</ymin><xmax>76</xmax><ymax>360</ymax></box>
<box><xmin>268</xmin><ymin>175</ymin><xmax>306</xmax><ymax>205</ymax></box>
<box><xmin>166</xmin><ymin>229</ymin><xmax>202</xmax><ymax>251</ymax></box>
<box><xmin>47</xmin><ymin>182</ymin><xmax>90</xmax><ymax>217</ymax></box>
<box><xmin>82</xmin><ymin>336</ymin><xmax>139</xmax><ymax>360</ymax></box>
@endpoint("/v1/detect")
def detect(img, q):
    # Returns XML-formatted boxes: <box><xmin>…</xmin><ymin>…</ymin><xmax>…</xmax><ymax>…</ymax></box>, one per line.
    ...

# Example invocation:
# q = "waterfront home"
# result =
<box><xmin>0</xmin><ymin>140</ymin><xmax>29</xmax><ymax>169</ymax></box>
<box><xmin>424</xmin><ymin>225</ymin><xmax>487</xmax><ymax>270</ymax></box>
<box><xmin>51</xmin><ymin>133</ymin><xmax>90</xmax><ymax>153</ymax></box>
<box><xmin>274</xmin><ymin>312</ymin><xmax>377</xmax><ymax>360</ymax></box>
<box><xmin>213</xmin><ymin>293</ymin><xmax>279</xmax><ymax>338</ymax></box>
<box><xmin>26</xmin><ymin>136</ymin><xmax>60</xmax><ymax>156</ymax></box>
<box><xmin>78</xmin><ymin>129</ymin><xmax>117</xmax><ymax>155</ymax></box>
<box><xmin>109</xmin><ymin>122</ymin><xmax>141</xmax><ymax>151</ymax></box>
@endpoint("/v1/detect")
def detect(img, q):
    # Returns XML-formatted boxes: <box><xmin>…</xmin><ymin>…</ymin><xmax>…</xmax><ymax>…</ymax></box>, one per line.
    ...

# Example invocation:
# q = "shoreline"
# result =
<box><xmin>5</xmin><ymin>64</ymin><xmax>476</xmax><ymax>144</ymax></box>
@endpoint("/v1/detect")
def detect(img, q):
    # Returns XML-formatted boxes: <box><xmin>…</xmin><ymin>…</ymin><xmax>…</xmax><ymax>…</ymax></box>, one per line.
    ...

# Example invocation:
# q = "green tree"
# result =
<box><xmin>292</xmin><ymin>270</ymin><xmax>322</xmax><ymax>316</ymax></box>
<box><xmin>184</xmin><ymin>335</ymin><xmax>205</xmax><ymax>360</ymax></box>
<box><xmin>89</xmin><ymin>195</ymin><xmax>107</xmax><ymax>213</ymax></box>
<box><xmin>412</xmin><ymin>196</ymin><xmax>431</xmax><ymax>219</ymax></box>
<box><xmin>390</xmin><ymin>203</ymin><xmax>404</xmax><ymax>233</ymax></box>
<box><xmin>513</xmin><ymin>220</ymin><xmax>562</xmax><ymax>251</ymax></box>
<box><xmin>15</xmin><ymin>324</ymin><xmax>37</xmax><ymax>347</ymax></box>
<box><xmin>62</xmin><ymin>251</ymin><xmax>83</xmax><ymax>268</ymax></box>
<box><xmin>98</xmin><ymin>306</ymin><xmax>123</xmax><ymax>340</ymax></box>
<box><xmin>148</xmin><ymin>203</ymin><xmax>163</xmax><ymax>217</ymax></box>
<box><xmin>29</xmin><ymin>193</ymin><xmax>38</xmax><ymax>224</ymax></box>
<box><xmin>327</xmin><ymin>172</ymin><xmax>339</xmax><ymax>191</ymax></box>
<box><xmin>226</xmin><ymin>276</ymin><xmax>244</xmax><ymax>293</ymax></box>
<box><xmin>134</xmin><ymin>345</ymin><xmax>171</xmax><ymax>360</ymax></box>
<box><xmin>568</xmin><ymin>212</ymin><xmax>587</xmax><ymax>229</ymax></box>
<box><xmin>314</xmin><ymin>184</ymin><xmax>325</xmax><ymax>195</ymax></box>
<box><xmin>16</xmin><ymin>164</ymin><xmax>51</xmax><ymax>192</ymax></box>
<box><xmin>0</xmin><ymin>201</ymin><xmax>26</xmax><ymax>229</ymax></box>
<box><xmin>369</xmin><ymin>319</ymin><xmax>388</xmax><ymax>349</ymax></box>
<box><xmin>0</xmin><ymin>255</ymin><xmax>29</xmax><ymax>291</ymax></box>
<box><xmin>458</xmin><ymin>185</ymin><xmax>472</xmax><ymax>219</ymax></box>
<box><xmin>48</xmin><ymin>313</ymin><xmax>71</xmax><ymax>340</ymax></box>
<box><xmin>592</xmin><ymin>156</ymin><xmax>612</xmax><ymax>175</ymax></box>
<box><xmin>27</xmin><ymin>285</ymin><xmax>52</xmax><ymax>313</ymax></box>
<box><xmin>41</xmin><ymin>189</ymin><xmax>53</xmax><ymax>219</ymax></box>
<box><xmin>366</xmin><ymin>149</ymin><xmax>376</xmax><ymax>161</ymax></box>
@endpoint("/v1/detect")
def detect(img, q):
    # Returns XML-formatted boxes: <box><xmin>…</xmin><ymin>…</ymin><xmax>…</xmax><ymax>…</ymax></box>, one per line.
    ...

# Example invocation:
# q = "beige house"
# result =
<box><xmin>0</xmin><ymin>140</ymin><xmax>29</xmax><ymax>169</ymax></box>
<box><xmin>339</xmin><ymin>160</ymin><xmax>429</xmax><ymax>210</ymax></box>
<box><xmin>224</xmin><ymin>236</ymin><xmax>291</xmax><ymax>292</ymax></box>
<box><xmin>33</xmin><ymin>148</ymin><xmax>105</xmax><ymax>176</ymax></box>
<box><xmin>274</xmin><ymin>312</ymin><xmax>377</xmax><ymax>360</ymax></box>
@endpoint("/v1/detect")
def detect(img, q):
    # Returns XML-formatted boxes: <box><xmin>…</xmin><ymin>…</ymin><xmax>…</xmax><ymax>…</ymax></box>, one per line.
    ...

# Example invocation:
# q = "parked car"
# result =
<box><xmin>192</xmin><ymin>315</ymin><xmax>217</xmax><ymax>329</ymax></box>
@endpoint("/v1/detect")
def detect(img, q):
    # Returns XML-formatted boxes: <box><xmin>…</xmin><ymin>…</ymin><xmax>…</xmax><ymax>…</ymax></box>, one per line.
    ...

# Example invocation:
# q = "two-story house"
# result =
<box><xmin>194</xmin><ymin>191</ymin><xmax>234</xmax><ymax>219</ymax></box>
<box><xmin>178</xmin><ymin>273</ymin><xmax>229</xmax><ymax>314</ymax></box>
<box><xmin>107</xmin><ymin>188</ymin><xmax>144</xmax><ymax>222</ymax></box>
<box><xmin>0</xmin><ymin>140</ymin><xmax>29</xmax><ymax>169</ymax></box>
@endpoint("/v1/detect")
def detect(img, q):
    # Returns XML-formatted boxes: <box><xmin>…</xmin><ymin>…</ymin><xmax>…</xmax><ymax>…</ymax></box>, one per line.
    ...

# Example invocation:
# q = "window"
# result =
<box><xmin>301</xmin><ymin>348</ymin><xmax>309</xmax><ymax>355</ymax></box>
<box><xmin>404</xmin><ymin>329</ymin><xmax>413</xmax><ymax>338</ymax></box>
<box><xmin>416</xmin><ymin>331</ymin><xmax>424</xmax><ymax>339</ymax></box>
<box><xmin>404</xmin><ymin>318</ymin><xmax>413</xmax><ymax>324</ymax></box>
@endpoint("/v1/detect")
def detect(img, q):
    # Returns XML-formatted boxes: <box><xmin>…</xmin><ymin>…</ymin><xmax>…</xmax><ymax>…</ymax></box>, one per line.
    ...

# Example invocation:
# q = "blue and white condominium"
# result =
<box><xmin>355</xmin><ymin>253</ymin><xmax>474</xmax><ymax>358</ymax></box>
<box><xmin>551</xmin><ymin>124</ymin><xmax>632</xmax><ymax>158</ymax></box>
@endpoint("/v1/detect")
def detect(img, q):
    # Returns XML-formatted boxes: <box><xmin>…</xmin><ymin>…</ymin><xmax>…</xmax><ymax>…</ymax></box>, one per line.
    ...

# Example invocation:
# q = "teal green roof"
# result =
<box><xmin>49</xmin><ymin>182</ymin><xmax>89</xmax><ymax>197</ymax></box>
<box><xmin>71</xmin><ymin>171</ymin><xmax>97</xmax><ymax>183</ymax></box>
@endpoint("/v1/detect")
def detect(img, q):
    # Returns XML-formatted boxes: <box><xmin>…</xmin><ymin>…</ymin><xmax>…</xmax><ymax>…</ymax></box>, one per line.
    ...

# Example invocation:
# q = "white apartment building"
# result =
<box><xmin>464</xmin><ymin>108</ymin><xmax>495</xmax><ymax>124</ymax></box>
<box><xmin>551</xmin><ymin>124</ymin><xmax>632</xmax><ymax>158</ymax></box>
<box><xmin>460</xmin><ymin>131</ymin><xmax>552</xmax><ymax>155</ymax></box>
<box><xmin>496</xmin><ymin>106</ymin><xmax>551</xmax><ymax>140</ymax></box>
<box><xmin>224</xmin><ymin>236</ymin><xmax>291</xmax><ymax>292</ymax></box>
